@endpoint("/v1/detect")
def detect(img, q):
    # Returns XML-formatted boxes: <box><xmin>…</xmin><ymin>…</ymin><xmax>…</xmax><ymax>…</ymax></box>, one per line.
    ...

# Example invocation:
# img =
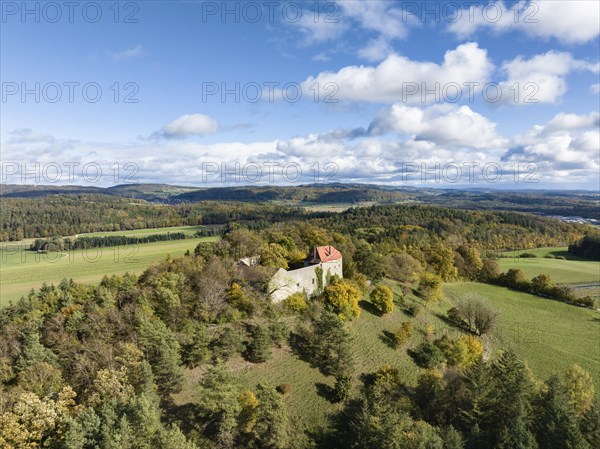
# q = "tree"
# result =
<box><xmin>533</xmin><ymin>376</ymin><xmax>589</xmax><ymax>449</ymax></box>
<box><xmin>427</xmin><ymin>243</ymin><xmax>458</xmax><ymax>281</ymax></box>
<box><xmin>353</xmin><ymin>239</ymin><xmax>386</xmax><ymax>281</ymax></box>
<box><xmin>182</xmin><ymin>323</ymin><xmax>211</xmax><ymax>368</ymax></box>
<box><xmin>283</xmin><ymin>292</ymin><xmax>308</xmax><ymax>313</ymax></box>
<box><xmin>370</xmin><ymin>285</ymin><xmax>394</xmax><ymax>315</ymax></box>
<box><xmin>445</xmin><ymin>336</ymin><xmax>484</xmax><ymax>369</ymax></box>
<box><xmin>247</xmin><ymin>326</ymin><xmax>272</xmax><ymax>363</ymax></box>
<box><xmin>531</xmin><ymin>273</ymin><xmax>553</xmax><ymax>295</ymax></box>
<box><xmin>241</xmin><ymin>384</ymin><xmax>291</xmax><ymax>449</ymax></box>
<box><xmin>563</xmin><ymin>364</ymin><xmax>596</xmax><ymax>417</ymax></box>
<box><xmin>137</xmin><ymin>318</ymin><xmax>184</xmax><ymax>396</ymax></box>
<box><xmin>332</xmin><ymin>374</ymin><xmax>353</xmax><ymax>403</ymax></box>
<box><xmin>196</xmin><ymin>362</ymin><xmax>241</xmax><ymax>446</ymax></box>
<box><xmin>323</xmin><ymin>279</ymin><xmax>361</xmax><ymax>321</ymax></box>
<box><xmin>452</xmin><ymin>295</ymin><xmax>497</xmax><ymax>336</ymax></box>
<box><xmin>309</xmin><ymin>311</ymin><xmax>354</xmax><ymax>377</ymax></box>
<box><xmin>418</xmin><ymin>272</ymin><xmax>444</xmax><ymax>303</ymax></box>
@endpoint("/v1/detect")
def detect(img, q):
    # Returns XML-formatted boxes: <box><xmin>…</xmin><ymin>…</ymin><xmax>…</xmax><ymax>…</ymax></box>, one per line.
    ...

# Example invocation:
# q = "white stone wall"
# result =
<box><xmin>269</xmin><ymin>258</ymin><xmax>343</xmax><ymax>303</ymax></box>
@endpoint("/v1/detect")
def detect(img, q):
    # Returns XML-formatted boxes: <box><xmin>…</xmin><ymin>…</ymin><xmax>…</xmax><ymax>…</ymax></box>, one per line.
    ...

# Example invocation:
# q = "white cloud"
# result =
<box><xmin>301</xmin><ymin>42</ymin><xmax>493</xmax><ymax>103</ymax></box>
<box><xmin>292</xmin><ymin>13</ymin><xmax>347</xmax><ymax>43</ymax></box>
<box><xmin>448</xmin><ymin>1</ymin><xmax>600</xmax><ymax>44</ymax></box>
<box><xmin>369</xmin><ymin>104</ymin><xmax>508</xmax><ymax>150</ymax></box>
<box><xmin>161</xmin><ymin>114</ymin><xmax>219</xmax><ymax>138</ymax></box>
<box><xmin>592</xmin><ymin>84</ymin><xmax>600</xmax><ymax>94</ymax></box>
<box><xmin>339</xmin><ymin>1</ymin><xmax>412</xmax><ymax>40</ymax></box>
<box><xmin>291</xmin><ymin>1</ymin><xmax>418</xmax><ymax>59</ymax></box>
<box><xmin>111</xmin><ymin>44</ymin><xmax>143</xmax><ymax>61</ymax></box>
<box><xmin>357</xmin><ymin>37</ymin><xmax>394</xmax><ymax>62</ymax></box>
<box><xmin>498</xmin><ymin>51</ymin><xmax>599</xmax><ymax>104</ymax></box>
<box><xmin>503</xmin><ymin>112</ymin><xmax>600</xmax><ymax>177</ymax></box>
<box><xmin>544</xmin><ymin>112</ymin><xmax>600</xmax><ymax>133</ymax></box>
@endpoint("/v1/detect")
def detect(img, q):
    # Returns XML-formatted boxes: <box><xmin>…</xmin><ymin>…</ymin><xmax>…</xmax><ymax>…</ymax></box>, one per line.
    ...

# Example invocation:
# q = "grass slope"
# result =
<box><xmin>444</xmin><ymin>283</ymin><xmax>600</xmax><ymax>390</ymax></box>
<box><xmin>0</xmin><ymin>237</ymin><xmax>219</xmax><ymax>307</ymax></box>
<box><xmin>176</xmin><ymin>281</ymin><xmax>599</xmax><ymax>432</ymax></box>
<box><xmin>497</xmin><ymin>247</ymin><xmax>600</xmax><ymax>284</ymax></box>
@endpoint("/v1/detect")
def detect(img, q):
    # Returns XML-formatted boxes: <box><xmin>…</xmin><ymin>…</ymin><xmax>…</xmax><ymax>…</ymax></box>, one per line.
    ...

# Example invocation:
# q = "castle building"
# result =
<box><xmin>268</xmin><ymin>245</ymin><xmax>343</xmax><ymax>302</ymax></box>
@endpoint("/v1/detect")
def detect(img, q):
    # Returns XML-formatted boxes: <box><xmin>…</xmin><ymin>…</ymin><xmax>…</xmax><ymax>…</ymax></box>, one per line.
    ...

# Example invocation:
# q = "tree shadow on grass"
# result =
<box><xmin>359</xmin><ymin>300</ymin><xmax>380</xmax><ymax>316</ymax></box>
<box><xmin>315</xmin><ymin>382</ymin><xmax>337</xmax><ymax>403</ymax></box>
<box><xmin>379</xmin><ymin>330</ymin><xmax>398</xmax><ymax>349</ymax></box>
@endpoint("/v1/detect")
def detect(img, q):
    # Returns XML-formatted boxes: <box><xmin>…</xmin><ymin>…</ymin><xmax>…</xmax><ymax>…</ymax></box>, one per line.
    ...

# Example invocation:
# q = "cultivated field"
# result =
<box><xmin>496</xmin><ymin>247</ymin><xmax>600</xmax><ymax>284</ymax></box>
<box><xmin>0</xmin><ymin>236</ymin><xmax>219</xmax><ymax>307</ymax></box>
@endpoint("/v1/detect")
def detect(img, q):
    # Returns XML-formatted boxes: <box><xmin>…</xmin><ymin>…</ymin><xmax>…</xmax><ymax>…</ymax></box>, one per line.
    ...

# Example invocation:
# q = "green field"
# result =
<box><xmin>497</xmin><ymin>247</ymin><xmax>600</xmax><ymax>284</ymax></box>
<box><xmin>0</xmin><ymin>237</ymin><xmax>219</xmax><ymax>307</ymax></box>
<box><xmin>76</xmin><ymin>225</ymin><xmax>212</xmax><ymax>238</ymax></box>
<box><xmin>444</xmin><ymin>283</ymin><xmax>600</xmax><ymax>389</ymax></box>
<box><xmin>176</xmin><ymin>281</ymin><xmax>600</xmax><ymax>431</ymax></box>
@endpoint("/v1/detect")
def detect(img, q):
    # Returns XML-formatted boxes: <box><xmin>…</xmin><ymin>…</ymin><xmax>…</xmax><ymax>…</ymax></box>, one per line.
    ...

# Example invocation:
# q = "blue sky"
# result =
<box><xmin>1</xmin><ymin>0</ymin><xmax>599</xmax><ymax>188</ymax></box>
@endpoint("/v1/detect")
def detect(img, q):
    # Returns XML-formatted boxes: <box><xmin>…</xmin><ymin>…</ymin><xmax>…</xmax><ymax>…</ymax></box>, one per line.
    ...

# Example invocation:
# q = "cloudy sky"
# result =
<box><xmin>1</xmin><ymin>0</ymin><xmax>599</xmax><ymax>188</ymax></box>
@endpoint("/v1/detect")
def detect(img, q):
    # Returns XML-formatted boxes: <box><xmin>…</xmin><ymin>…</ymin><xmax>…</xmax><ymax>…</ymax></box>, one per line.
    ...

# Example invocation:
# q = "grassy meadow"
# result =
<box><xmin>175</xmin><ymin>281</ymin><xmax>600</xmax><ymax>431</ymax></box>
<box><xmin>0</xmin><ymin>236</ymin><xmax>219</xmax><ymax>307</ymax></box>
<box><xmin>496</xmin><ymin>247</ymin><xmax>600</xmax><ymax>285</ymax></box>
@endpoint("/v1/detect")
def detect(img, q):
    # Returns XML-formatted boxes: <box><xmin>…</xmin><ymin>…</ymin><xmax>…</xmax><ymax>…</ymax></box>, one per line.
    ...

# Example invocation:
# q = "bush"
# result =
<box><xmin>393</xmin><ymin>321</ymin><xmax>413</xmax><ymax>348</ymax></box>
<box><xmin>370</xmin><ymin>285</ymin><xmax>394</xmax><ymax>315</ymax></box>
<box><xmin>410</xmin><ymin>341</ymin><xmax>445</xmax><ymax>369</ymax></box>
<box><xmin>283</xmin><ymin>292</ymin><xmax>308</xmax><ymax>313</ymax></box>
<box><xmin>518</xmin><ymin>252</ymin><xmax>537</xmax><ymax>258</ymax></box>
<box><xmin>407</xmin><ymin>302</ymin><xmax>423</xmax><ymax>317</ymax></box>
<box><xmin>276</xmin><ymin>383</ymin><xmax>293</xmax><ymax>395</ymax></box>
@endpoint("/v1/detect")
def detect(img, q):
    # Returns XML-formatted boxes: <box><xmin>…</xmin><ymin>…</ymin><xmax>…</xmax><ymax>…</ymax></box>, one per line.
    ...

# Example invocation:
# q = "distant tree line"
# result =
<box><xmin>30</xmin><ymin>232</ymin><xmax>188</xmax><ymax>252</ymax></box>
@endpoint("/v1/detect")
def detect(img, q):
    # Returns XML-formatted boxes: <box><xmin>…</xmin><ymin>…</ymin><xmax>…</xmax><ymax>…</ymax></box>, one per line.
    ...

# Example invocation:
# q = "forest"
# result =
<box><xmin>0</xmin><ymin>200</ymin><xmax>598</xmax><ymax>448</ymax></box>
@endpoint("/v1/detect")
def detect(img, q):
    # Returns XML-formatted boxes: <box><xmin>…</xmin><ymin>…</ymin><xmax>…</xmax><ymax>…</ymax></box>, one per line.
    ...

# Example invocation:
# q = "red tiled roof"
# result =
<box><xmin>315</xmin><ymin>245</ymin><xmax>342</xmax><ymax>262</ymax></box>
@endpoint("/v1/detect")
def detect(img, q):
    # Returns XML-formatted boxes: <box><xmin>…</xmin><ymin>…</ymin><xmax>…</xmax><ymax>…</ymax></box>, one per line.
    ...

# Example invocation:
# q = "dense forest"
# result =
<box><xmin>0</xmin><ymin>196</ymin><xmax>312</xmax><ymax>241</ymax></box>
<box><xmin>1</xmin><ymin>213</ymin><xmax>598</xmax><ymax>448</ymax></box>
<box><xmin>0</xmin><ymin>193</ymin><xmax>590</xmax><ymax>251</ymax></box>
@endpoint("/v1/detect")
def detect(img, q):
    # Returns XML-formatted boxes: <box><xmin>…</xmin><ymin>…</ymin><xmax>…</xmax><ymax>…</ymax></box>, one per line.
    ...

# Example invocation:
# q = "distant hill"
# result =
<box><xmin>1</xmin><ymin>182</ymin><xmax>598</xmax><ymax>219</ymax></box>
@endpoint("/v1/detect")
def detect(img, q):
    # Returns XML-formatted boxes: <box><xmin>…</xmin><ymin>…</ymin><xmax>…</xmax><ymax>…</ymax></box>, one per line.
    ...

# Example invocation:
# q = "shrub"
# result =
<box><xmin>407</xmin><ymin>302</ymin><xmax>423</xmax><ymax>317</ymax></box>
<box><xmin>393</xmin><ymin>321</ymin><xmax>413</xmax><ymax>348</ymax></box>
<box><xmin>518</xmin><ymin>252</ymin><xmax>537</xmax><ymax>258</ymax></box>
<box><xmin>411</xmin><ymin>341</ymin><xmax>445</xmax><ymax>369</ymax></box>
<box><xmin>283</xmin><ymin>292</ymin><xmax>308</xmax><ymax>313</ymax></box>
<box><xmin>276</xmin><ymin>383</ymin><xmax>293</xmax><ymax>395</ymax></box>
<box><xmin>370</xmin><ymin>285</ymin><xmax>394</xmax><ymax>315</ymax></box>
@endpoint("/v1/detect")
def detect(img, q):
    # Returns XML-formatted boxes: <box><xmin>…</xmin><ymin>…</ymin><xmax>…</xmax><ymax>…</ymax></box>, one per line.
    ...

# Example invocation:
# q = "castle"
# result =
<box><xmin>268</xmin><ymin>245</ymin><xmax>343</xmax><ymax>303</ymax></box>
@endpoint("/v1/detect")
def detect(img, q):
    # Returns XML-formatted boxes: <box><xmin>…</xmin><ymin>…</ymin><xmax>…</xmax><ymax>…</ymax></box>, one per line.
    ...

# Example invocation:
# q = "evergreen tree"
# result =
<box><xmin>533</xmin><ymin>376</ymin><xmax>589</xmax><ymax>449</ymax></box>
<box><xmin>247</xmin><ymin>326</ymin><xmax>272</xmax><ymax>363</ymax></box>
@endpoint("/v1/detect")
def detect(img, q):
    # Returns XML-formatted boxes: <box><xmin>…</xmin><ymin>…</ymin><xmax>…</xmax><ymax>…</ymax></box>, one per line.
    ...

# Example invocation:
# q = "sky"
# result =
<box><xmin>1</xmin><ymin>0</ymin><xmax>599</xmax><ymax>189</ymax></box>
